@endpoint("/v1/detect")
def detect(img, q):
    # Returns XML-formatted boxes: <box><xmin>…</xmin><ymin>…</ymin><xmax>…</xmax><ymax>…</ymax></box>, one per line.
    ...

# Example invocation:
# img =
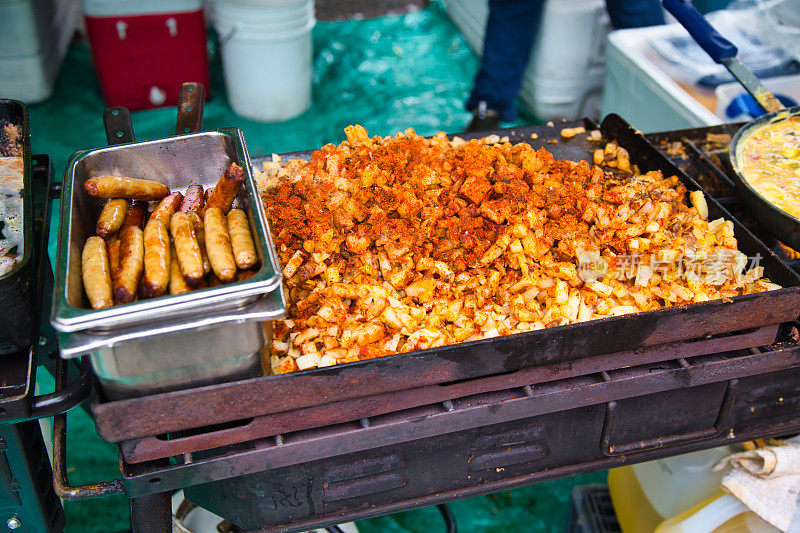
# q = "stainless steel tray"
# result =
<box><xmin>77</xmin><ymin>289</ymin><xmax>285</xmax><ymax>400</ymax></box>
<box><xmin>50</xmin><ymin>126</ymin><xmax>286</xmax><ymax>399</ymax></box>
<box><xmin>51</xmin><ymin>129</ymin><xmax>282</xmax><ymax>334</ymax></box>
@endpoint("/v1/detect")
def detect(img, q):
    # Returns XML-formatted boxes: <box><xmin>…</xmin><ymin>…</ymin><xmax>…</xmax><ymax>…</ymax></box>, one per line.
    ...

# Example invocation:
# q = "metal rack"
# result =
<box><xmin>0</xmin><ymin>155</ymin><xmax>93</xmax><ymax>427</ymax></box>
<box><xmin>41</xmin><ymin>120</ymin><xmax>800</xmax><ymax>532</ymax></box>
<box><xmin>0</xmin><ymin>156</ymin><xmax>94</xmax><ymax>533</ymax></box>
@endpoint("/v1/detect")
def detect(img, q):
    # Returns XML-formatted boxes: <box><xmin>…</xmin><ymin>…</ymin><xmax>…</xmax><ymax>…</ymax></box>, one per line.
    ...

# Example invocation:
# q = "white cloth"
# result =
<box><xmin>714</xmin><ymin>445</ymin><xmax>800</xmax><ymax>532</ymax></box>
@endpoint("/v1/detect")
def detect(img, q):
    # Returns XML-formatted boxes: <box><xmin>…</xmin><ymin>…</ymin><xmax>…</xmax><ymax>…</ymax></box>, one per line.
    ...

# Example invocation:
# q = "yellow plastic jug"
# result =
<box><xmin>608</xmin><ymin>466</ymin><xmax>663</xmax><ymax>533</ymax></box>
<box><xmin>654</xmin><ymin>494</ymin><xmax>779</xmax><ymax>533</ymax></box>
<box><xmin>609</xmin><ymin>446</ymin><xmax>732</xmax><ymax>533</ymax></box>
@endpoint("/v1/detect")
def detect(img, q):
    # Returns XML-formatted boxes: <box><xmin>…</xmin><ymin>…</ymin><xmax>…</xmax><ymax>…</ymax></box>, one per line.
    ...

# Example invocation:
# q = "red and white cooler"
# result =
<box><xmin>83</xmin><ymin>0</ymin><xmax>210</xmax><ymax>110</ymax></box>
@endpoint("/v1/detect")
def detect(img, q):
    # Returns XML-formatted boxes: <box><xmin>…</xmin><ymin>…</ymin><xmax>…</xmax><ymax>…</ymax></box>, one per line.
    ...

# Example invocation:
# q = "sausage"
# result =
<box><xmin>120</xmin><ymin>200</ymin><xmax>147</xmax><ymax>230</ymax></box>
<box><xmin>170</xmin><ymin>212</ymin><xmax>205</xmax><ymax>286</ymax></box>
<box><xmin>81</xmin><ymin>237</ymin><xmax>114</xmax><ymax>309</ymax></box>
<box><xmin>84</xmin><ymin>176</ymin><xmax>170</xmax><ymax>201</ymax></box>
<box><xmin>204</xmin><ymin>207</ymin><xmax>237</xmax><ymax>282</ymax></box>
<box><xmin>149</xmin><ymin>192</ymin><xmax>183</xmax><ymax>225</ymax></box>
<box><xmin>168</xmin><ymin>242</ymin><xmax>191</xmax><ymax>295</ymax></box>
<box><xmin>106</xmin><ymin>238</ymin><xmax>121</xmax><ymax>282</ymax></box>
<box><xmin>227</xmin><ymin>209</ymin><xmax>257</xmax><ymax>269</ymax></box>
<box><xmin>141</xmin><ymin>219</ymin><xmax>171</xmax><ymax>298</ymax></box>
<box><xmin>179</xmin><ymin>185</ymin><xmax>205</xmax><ymax>214</ymax></box>
<box><xmin>186</xmin><ymin>213</ymin><xmax>211</xmax><ymax>274</ymax></box>
<box><xmin>201</xmin><ymin>163</ymin><xmax>245</xmax><ymax>216</ymax></box>
<box><xmin>96</xmin><ymin>198</ymin><xmax>129</xmax><ymax>238</ymax></box>
<box><xmin>113</xmin><ymin>226</ymin><xmax>144</xmax><ymax>304</ymax></box>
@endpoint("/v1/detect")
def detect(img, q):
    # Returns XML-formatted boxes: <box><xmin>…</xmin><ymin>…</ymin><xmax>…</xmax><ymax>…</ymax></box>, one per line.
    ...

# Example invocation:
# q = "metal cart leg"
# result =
<box><xmin>130</xmin><ymin>491</ymin><xmax>172</xmax><ymax>533</ymax></box>
<box><xmin>0</xmin><ymin>420</ymin><xmax>64</xmax><ymax>532</ymax></box>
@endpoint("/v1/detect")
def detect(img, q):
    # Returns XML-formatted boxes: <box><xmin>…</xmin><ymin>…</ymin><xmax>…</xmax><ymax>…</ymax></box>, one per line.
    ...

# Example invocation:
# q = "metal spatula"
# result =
<box><xmin>662</xmin><ymin>0</ymin><xmax>785</xmax><ymax>114</ymax></box>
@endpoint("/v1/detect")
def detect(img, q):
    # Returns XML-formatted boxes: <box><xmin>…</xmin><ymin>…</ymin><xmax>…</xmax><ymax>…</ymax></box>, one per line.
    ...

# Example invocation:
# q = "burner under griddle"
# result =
<box><xmin>768</xmin><ymin>236</ymin><xmax>800</xmax><ymax>271</ymax></box>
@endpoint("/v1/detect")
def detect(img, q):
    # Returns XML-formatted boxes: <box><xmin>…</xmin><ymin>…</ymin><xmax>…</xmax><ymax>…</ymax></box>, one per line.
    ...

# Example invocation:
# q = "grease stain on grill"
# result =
<box><xmin>468</xmin><ymin>426</ymin><xmax>550</xmax><ymax>472</ymax></box>
<box><xmin>741</xmin><ymin>372</ymin><xmax>800</xmax><ymax>424</ymax></box>
<box><xmin>321</xmin><ymin>453</ymin><xmax>407</xmax><ymax>503</ymax></box>
<box><xmin>321</xmin><ymin>473</ymin><xmax>407</xmax><ymax>503</ymax></box>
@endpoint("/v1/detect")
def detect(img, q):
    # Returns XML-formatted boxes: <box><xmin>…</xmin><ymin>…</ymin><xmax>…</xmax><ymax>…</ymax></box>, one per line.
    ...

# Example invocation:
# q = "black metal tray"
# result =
<box><xmin>0</xmin><ymin>155</ymin><xmax>93</xmax><ymax>424</ymax></box>
<box><xmin>0</xmin><ymin>99</ymin><xmax>34</xmax><ymax>354</ymax></box>
<box><xmin>90</xmin><ymin>116</ymin><xmax>800</xmax><ymax>443</ymax></box>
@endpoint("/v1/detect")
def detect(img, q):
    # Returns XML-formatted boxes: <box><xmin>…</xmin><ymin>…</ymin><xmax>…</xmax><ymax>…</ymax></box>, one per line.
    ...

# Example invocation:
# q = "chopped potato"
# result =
<box><xmin>258</xmin><ymin>126</ymin><xmax>778</xmax><ymax>373</ymax></box>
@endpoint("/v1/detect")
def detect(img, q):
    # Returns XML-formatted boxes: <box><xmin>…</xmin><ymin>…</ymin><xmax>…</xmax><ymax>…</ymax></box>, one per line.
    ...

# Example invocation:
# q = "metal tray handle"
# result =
<box><xmin>103</xmin><ymin>106</ymin><xmax>135</xmax><ymax>145</ymax></box>
<box><xmin>27</xmin><ymin>358</ymin><xmax>92</xmax><ymax>420</ymax></box>
<box><xmin>600</xmin><ymin>378</ymin><xmax>738</xmax><ymax>456</ymax></box>
<box><xmin>175</xmin><ymin>82</ymin><xmax>205</xmax><ymax>135</ymax></box>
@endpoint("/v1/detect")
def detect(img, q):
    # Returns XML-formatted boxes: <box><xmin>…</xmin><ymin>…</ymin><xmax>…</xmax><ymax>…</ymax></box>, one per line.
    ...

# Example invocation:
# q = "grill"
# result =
<box><xmin>0</xmin><ymin>154</ymin><xmax>95</xmax><ymax>426</ymax></box>
<box><xmin>0</xmin><ymin>154</ymin><xmax>82</xmax><ymax>533</ymax></box>
<box><xmin>50</xmin><ymin>117</ymin><xmax>800</xmax><ymax>532</ymax></box>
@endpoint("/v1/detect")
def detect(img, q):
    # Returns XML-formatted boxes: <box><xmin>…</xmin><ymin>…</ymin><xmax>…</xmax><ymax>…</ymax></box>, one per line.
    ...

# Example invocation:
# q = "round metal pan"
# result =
<box><xmin>730</xmin><ymin>105</ymin><xmax>800</xmax><ymax>250</ymax></box>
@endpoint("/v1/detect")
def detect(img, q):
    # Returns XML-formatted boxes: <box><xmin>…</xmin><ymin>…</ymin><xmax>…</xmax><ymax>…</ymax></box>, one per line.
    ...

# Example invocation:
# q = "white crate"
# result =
<box><xmin>600</xmin><ymin>25</ymin><xmax>722</xmax><ymax>132</ymax></box>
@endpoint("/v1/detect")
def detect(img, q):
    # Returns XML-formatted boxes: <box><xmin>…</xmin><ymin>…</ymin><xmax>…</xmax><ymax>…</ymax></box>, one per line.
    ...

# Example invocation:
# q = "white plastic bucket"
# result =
<box><xmin>212</xmin><ymin>0</ymin><xmax>315</xmax><ymax>122</ymax></box>
<box><xmin>83</xmin><ymin>0</ymin><xmax>203</xmax><ymax>16</ymax></box>
<box><xmin>214</xmin><ymin>0</ymin><xmax>313</xmax><ymax>24</ymax></box>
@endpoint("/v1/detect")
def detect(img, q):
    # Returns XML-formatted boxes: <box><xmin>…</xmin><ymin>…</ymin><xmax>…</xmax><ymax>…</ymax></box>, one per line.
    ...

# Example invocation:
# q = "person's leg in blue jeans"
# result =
<box><xmin>605</xmin><ymin>0</ymin><xmax>664</xmax><ymax>29</ymax></box>
<box><xmin>464</xmin><ymin>0</ymin><xmax>663</xmax><ymax>130</ymax></box>
<box><xmin>465</xmin><ymin>0</ymin><xmax>545</xmax><ymax>126</ymax></box>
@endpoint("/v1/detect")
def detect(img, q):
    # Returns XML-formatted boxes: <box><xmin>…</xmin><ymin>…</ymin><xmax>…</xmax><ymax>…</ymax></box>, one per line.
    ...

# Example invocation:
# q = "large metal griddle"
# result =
<box><xmin>119</xmin><ymin>323</ymin><xmax>777</xmax><ymax>463</ymax></box>
<box><xmin>87</xmin><ymin>114</ymin><xmax>800</xmax><ymax>448</ymax></box>
<box><xmin>41</xmin><ymin>116</ymin><xmax>800</xmax><ymax>533</ymax></box>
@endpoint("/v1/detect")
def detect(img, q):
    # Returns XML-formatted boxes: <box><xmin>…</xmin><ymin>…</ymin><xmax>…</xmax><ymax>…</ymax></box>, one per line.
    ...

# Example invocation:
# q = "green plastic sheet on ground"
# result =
<box><xmin>26</xmin><ymin>2</ymin><xmax>606</xmax><ymax>531</ymax></box>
